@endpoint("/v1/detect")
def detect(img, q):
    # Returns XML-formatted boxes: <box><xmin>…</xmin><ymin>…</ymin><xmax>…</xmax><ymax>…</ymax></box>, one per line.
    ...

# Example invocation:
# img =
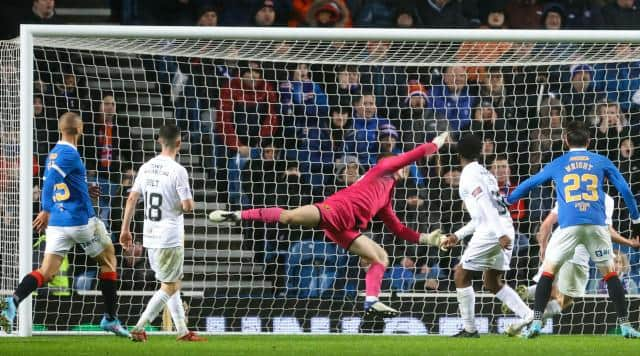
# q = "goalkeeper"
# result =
<box><xmin>209</xmin><ymin>132</ymin><xmax>449</xmax><ymax>317</ymax></box>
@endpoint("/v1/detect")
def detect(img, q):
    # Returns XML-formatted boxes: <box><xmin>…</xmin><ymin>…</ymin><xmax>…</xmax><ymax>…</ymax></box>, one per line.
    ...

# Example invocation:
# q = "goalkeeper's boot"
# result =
<box><xmin>452</xmin><ymin>329</ymin><xmax>480</xmax><ymax>338</ymax></box>
<box><xmin>0</xmin><ymin>297</ymin><xmax>16</xmax><ymax>333</ymax></box>
<box><xmin>505</xmin><ymin>313</ymin><xmax>534</xmax><ymax>337</ymax></box>
<box><xmin>177</xmin><ymin>331</ymin><xmax>208</xmax><ymax>342</ymax></box>
<box><xmin>130</xmin><ymin>328</ymin><xmax>148</xmax><ymax>342</ymax></box>
<box><xmin>620</xmin><ymin>323</ymin><xmax>640</xmax><ymax>339</ymax></box>
<box><xmin>100</xmin><ymin>316</ymin><xmax>131</xmax><ymax>338</ymax></box>
<box><xmin>364</xmin><ymin>301</ymin><xmax>399</xmax><ymax>318</ymax></box>
<box><xmin>521</xmin><ymin>319</ymin><xmax>542</xmax><ymax>339</ymax></box>
<box><xmin>208</xmin><ymin>210</ymin><xmax>241</xmax><ymax>224</ymax></box>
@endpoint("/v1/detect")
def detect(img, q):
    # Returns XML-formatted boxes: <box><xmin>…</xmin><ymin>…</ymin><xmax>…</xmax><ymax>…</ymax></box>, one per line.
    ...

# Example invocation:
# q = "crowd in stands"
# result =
<box><xmin>9</xmin><ymin>0</ymin><xmax>640</xmax><ymax>298</ymax></box>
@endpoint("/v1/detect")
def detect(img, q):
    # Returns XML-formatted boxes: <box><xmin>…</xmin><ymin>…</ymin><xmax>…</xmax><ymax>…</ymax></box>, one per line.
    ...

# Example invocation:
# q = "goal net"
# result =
<box><xmin>4</xmin><ymin>26</ymin><xmax>640</xmax><ymax>335</ymax></box>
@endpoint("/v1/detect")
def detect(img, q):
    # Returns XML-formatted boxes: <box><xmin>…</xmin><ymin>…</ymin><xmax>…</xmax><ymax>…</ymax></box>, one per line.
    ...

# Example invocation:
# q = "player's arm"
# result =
<box><xmin>176</xmin><ymin>167</ymin><xmax>194</xmax><ymax>214</ymax></box>
<box><xmin>609</xmin><ymin>226</ymin><xmax>640</xmax><ymax>249</ymax></box>
<box><xmin>604</xmin><ymin>161</ymin><xmax>640</xmax><ymax>230</ymax></box>
<box><xmin>375</xmin><ymin>202</ymin><xmax>421</xmax><ymax>243</ymax></box>
<box><xmin>120</xmin><ymin>190</ymin><xmax>140</xmax><ymax>250</ymax></box>
<box><xmin>505</xmin><ymin>164</ymin><xmax>553</xmax><ymax>205</ymax></box>
<box><xmin>374</xmin><ymin>132</ymin><xmax>448</xmax><ymax>176</ymax></box>
<box><xmin>441</xmin><ymin>219</ymin><xmax>477</xmax><ymax>250</ymax></box>
<box><xmin>536</xmin><ymin>211</ymin><xmax>558</xmax><ymax>259</ymax></box>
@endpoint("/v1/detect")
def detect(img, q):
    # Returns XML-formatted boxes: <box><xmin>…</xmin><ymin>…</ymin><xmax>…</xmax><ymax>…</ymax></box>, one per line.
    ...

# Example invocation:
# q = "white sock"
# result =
<box><xmin>136</xmin><ymin>289</ymin><xmax>171</xmax><ymax>330</ymax></box>
<box><xmin>167</xmin><ymin>292</ymin><xmax>188</xmax><ymax>336</ymax></box>
<box><xmin>496</xmin><ymin>285</ymin><xmax>533</xmax><ymax>320</ymax></box>
<box><xmin>365</xmin><ymin>296</ymin><xmax>378</xmax><ymax>303</ymax></box>
<box><xmin>543</xmin><ymin>299</ymin><xmax>562</xmax><ymax>319</ymax></box>
<box><xmin>456</xmin><ymin>287</ymin><xmax>476</xmax><ymax>332</ymax></box>
<box><xmin>526</xmin><ymin>285</ymin><xmax>537</xmax><ymax>300</ymax></box>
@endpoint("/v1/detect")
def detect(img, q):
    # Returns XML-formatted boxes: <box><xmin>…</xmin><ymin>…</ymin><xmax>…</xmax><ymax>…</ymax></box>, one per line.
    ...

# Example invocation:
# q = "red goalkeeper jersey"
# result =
<box><xmin>322</xmin><ymin>142</ymin><xmax>438</xmax><ymax>240</ymax></box>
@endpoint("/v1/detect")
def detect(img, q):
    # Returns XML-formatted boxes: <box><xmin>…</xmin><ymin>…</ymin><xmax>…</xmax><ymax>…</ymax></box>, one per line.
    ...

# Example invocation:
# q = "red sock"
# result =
<box><xmin>241</xmin><ymin>207</ymin><xmax>284</xmax><ymax>224</ymax></box>
<box><xmin>365</xmin><ymin>262</ymin><xmax>386</xmax><ymax>297</ymax></box>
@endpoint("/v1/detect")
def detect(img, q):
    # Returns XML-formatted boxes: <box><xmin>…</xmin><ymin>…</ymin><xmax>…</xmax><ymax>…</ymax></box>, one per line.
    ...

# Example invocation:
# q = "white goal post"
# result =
<box><xmin>8</xmin><ymin>25</ymin><xmax>640</xmax><ymax>336</ymax></box>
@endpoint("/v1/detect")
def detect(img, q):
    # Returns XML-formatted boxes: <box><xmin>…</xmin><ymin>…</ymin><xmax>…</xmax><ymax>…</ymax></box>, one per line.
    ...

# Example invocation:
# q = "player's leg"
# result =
<box><xmin>209</xmin><ymin>204</ymin><xmax>321</xmax><ymax>228</ymax></box>
<box><xmin>585</xmin><ymin>225</ymin><xmax>640</xmax><ymax>338</ymax></box>
<box><xmin>485</xmin><ymin>270</ymin><xmax>533</xmax><ymax>320</ymax></box>
<box><xmin>79</xmin><ymin>218</ymin><xmax>129</xmax><ymax>337</ymax></box>
<box><xmin>523</xmin><ymin>227</ymin><xmax>576</xmax><ymax>339</ymax></box>
<box><xmin>132</xmin><ymin>247</ymin><xmax>184</xmax><ymax>342</ymax></box>
<box><xmin>348</xmin><ymin>235</ymin><xmax>398</xmax><ymax>317</ymax></box>
<box><xmin>452</xmin><ymin>264</ymin><xmax>479</xmax><ymax>337</ymax></box>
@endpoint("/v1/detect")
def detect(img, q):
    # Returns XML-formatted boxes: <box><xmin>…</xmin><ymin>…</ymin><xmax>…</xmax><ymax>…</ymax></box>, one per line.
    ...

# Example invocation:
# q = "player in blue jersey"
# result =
<box><xmin>0</xmin><ymin>112</ymin><xmax>129</xmax><ymax>337</ymax></box>
<box><xmin>506</xmin><ymin>120</ymin><xmax>640</xmax><ymax>339</ymax></box>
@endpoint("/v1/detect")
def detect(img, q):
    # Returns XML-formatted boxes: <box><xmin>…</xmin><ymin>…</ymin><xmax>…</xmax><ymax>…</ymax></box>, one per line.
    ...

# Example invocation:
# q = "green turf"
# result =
<box><xmin>0</xmin><ymin>335</ymin><xmax>638</xmax><ymax>356</ymax></box>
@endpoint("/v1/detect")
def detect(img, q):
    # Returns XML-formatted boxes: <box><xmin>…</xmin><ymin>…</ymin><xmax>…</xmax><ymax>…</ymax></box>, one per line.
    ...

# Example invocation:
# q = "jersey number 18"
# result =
<box><xmin>144</xmin><ymin>192</ymin><xmax>163</xmax><ymax>221</ymax></box>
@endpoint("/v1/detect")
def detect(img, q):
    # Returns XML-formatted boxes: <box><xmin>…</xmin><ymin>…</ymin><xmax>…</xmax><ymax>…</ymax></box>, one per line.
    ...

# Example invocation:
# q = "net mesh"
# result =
<box><xmin>5</xmin><ymin>34</ymin><xmax>640</xmax><ymax>334</ymax></box>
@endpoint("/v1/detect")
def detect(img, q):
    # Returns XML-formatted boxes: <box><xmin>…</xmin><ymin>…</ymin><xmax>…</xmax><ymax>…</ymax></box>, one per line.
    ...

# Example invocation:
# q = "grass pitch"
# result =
<box><xmin>0</xmin><ymin>335</ymin><xmax>636</xmax><ymax>356</ymax></box>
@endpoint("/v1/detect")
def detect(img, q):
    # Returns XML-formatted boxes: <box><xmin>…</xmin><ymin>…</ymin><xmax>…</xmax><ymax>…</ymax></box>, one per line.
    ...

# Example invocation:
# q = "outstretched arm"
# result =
<box><xmin>376</xmin><ymin>202</ymin><xmax>420</xmax><ymax>244</ymax></box>
<box><xmin>374</xmin><ymin>132</ymin><xmax>448</xmax><ymax>176</ymax></box>
<box><xmin>506</xmin><ymin>167</ymin><xmax>553</xmax><ymax>205</ymax></box>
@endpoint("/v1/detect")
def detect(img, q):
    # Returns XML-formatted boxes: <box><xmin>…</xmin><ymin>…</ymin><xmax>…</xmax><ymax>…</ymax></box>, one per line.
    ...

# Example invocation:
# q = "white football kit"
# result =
<box><xmin>131</xmin><ymin>155</ymin><xmax>192</xmax><ymax>282</ymax></box>
<box><xmin>534</xmin><ymin>194</ymin><xmax>615</xmax><ymax>297</ymax></box>
<box><xmin>455</xmin><ymin>161</ymin><xmax>516</xmax><ymax>272</ymax></box>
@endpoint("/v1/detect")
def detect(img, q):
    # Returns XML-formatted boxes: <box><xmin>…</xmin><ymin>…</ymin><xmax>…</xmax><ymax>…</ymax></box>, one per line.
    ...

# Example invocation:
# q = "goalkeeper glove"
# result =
<box><xmin>432</xmin><ymin>131</ymin><xmax>449</xmax><ymax>149</ymax></box>
<box><xmin>419</xmin><ymin>229</ymin><xmax>445</xmax><ymax>247</ymax></box>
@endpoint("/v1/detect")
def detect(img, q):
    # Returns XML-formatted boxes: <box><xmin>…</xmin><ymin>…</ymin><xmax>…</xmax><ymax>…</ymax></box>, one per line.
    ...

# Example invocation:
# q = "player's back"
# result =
<box><xmin>547</xmin><ymin>149</ymin><xmax>610</xmax><ymax>227</ymax></box>
<box><xmin>44</xmin><ymin>142</ymin><xmax>93</xmax><ymax>227</ymax></box>
<box><xmin>459</xmin><ymin>161</ymin><xmax>513</xmax><ymax>234</ymax></box>
<box><xmin>133</xmin><ymin>156</ymin><xmax>191</xmax><ymax>248</ymax></box>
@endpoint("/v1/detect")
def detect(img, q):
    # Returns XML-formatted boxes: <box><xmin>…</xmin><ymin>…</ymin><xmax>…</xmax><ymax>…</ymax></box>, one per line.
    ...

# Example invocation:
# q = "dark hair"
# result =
<box><xmin>457</xmin><ymin>133</ymin><xmax>483</xmax><ymax>161</ymax></box>
<box><xmin>565</xmin><ymin>120</ymin><xmax>590</xmax><ymax>147</ymax></box>
<box><xmin>158</xmin><ymin>124</ymin><xmax>180</xmax><ymax>148</ymax></box>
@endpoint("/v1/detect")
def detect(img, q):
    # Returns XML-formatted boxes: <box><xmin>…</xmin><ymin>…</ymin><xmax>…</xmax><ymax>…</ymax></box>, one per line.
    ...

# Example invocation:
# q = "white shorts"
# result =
<box><xmin>460</xmin><ymin>232</ymin><xmax>514</xmax><ymax>272</ymax></box>
<box><xmin>533</xmin><ymin>245</ymin><xmax>590</xmax><ymax>298</ymax></box>
<box><xmin>45</xmin><ymin>217</ymin><xmax>112</xmax><ymax>258</ymax></box>
<box><xmin>147</xmin><ymin>246</ymin><xmax>184</xmax><ymax>283</ymax></box>
<box><xmin>545</xmin><ymin>225</ymin><xmax>612</xmax><ymax>267</ymax></box>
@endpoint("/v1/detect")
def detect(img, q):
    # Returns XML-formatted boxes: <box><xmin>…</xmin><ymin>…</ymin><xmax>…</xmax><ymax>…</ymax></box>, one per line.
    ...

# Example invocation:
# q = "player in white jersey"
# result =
<box><xmin>511</xmin><ymin>194</ymin><xmax>639</xmax><ymax>333</ymax></box>
<box><xmin>439</xmin><ymin>134</ymin><xmax>533</xmax><ymax>337</ymax></box>
<box><xmin>120</xmin><ymin>124</ymin><xmax>205</xmax><ymax>342</ymax></box>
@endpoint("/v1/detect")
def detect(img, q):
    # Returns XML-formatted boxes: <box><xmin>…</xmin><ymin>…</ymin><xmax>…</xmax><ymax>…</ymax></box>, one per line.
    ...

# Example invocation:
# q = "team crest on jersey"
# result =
<box><xmin>322</xmin><ymin>204</ymin><xmax>331</xmax><ymax>210</ymax></box>
<box><xmin>49</xmin><ymin>153</ymin><xmax>58</xmax><ymax>160</ymax></box>
<box><xmin>471</xmin><ymin>186</ymin><xmax>482</xmax><ymax>197</ymax></box>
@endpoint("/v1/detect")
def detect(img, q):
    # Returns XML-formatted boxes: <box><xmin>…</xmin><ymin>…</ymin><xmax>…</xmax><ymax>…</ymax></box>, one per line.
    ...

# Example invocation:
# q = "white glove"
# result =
<box><xmin>419</xmin><ymin>229</ymin><xmax>445</xmax><ymax>247</ymax></box>
<box><xmin>432</xmin><ymin>131</ymin><xmax>449</xmax><ymax>149</ymax></box>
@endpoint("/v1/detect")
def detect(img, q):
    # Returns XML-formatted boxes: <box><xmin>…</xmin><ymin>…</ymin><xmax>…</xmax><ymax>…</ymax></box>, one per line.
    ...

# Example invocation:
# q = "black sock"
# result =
<box><xmin>605</xmin><ymin>274</ymin><xmax>628</xmax><ymax>324</ymax></box>
<box><xmin>13</xmin><ymin>273</ymin><xmax>42</xmax><ymax>305</ymax></box>
<box><xmin>533</xmin><ymin>273</ymin><xmax>554</xmax><ymax>320</ymax></box>
<box><xmin>99</xmin><ymin>279</ymin><xmax>118</xmax><ymax>321</ymax></box>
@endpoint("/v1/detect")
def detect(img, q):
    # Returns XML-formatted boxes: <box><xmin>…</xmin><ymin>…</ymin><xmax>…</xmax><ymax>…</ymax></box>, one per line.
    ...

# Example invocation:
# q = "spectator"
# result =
<box><xmin>253</xmin><ymin>0</ymin><xmax>279</xmax><ymax>26</ymax></box>
<box><xmin>397</xmin><ymin>80</ymin><xmax>448</xmax><ymax>150</ymax></box>
<box><xmin>560</xmin><ymin>64</ymin><xmax>599</xmax><ymax>121</ymax></box>
<box><xmin>82</xmin><ymin>94</ymin><xmax>132</xmax><ymax>182</ymax></box>
<box><xmin>541</xmin><ymin>2</ymin><xmax>566</xmax><ymax>30</ymax></box>
<box><xmin>354</xmin><ymin>0</ymin><xmax>395</xmax><ymax>27</ymax></box>
<box><xmin>428</xmin><ymin>66</ymin><xmax>476</xmax><ymax>133</ymax></box>
<box><xmin>291</xmin><ymin>106</ymin><xmax>355</xmax><ymax>189</ymax></box>
<box><xmin>325</xmin><ymin>65</ymin><xmax>361</xmax><ymax>108</ymax></box>
<box><xmin>594</xmin><ymin>46</ymin><xmax>640</xmax><ymax>113</ymax></box>
<box><xmin>490</xmin><ymin>154</ymin><xmax>526</xmax><ymax>222</ymax></box>
<box><xmin>590</xmin><ymin>100</ymin><xmax>628</xmax><ymax>161</ymax></box>
<box><xmin>53</xmin><ymin>73</ymin><xmax>83</xmax><ymax>117</ymax></box>
<box><xmin>26</xmin><ymin>0</ymin><xmax>61</xmax><ymax>25</ymax></box>
<box><xmin>403</xmin><ymin>0</ymin><xmax>473</xmax><ymax>28</ymax></box>
<box><xmin>618</xmin><ymin>137</ymin><xmax>640</xmax><ymax>194</ymax></box>
<box><xmin>283</xmin><ymin>63</ymin><xmax>329</xmax><ymax>119</ymax></box>
<box><xmin>561</xmin><ymin>0</ymin><xmax>604</xmax><ymax>29</ymax></box>
<box><xmin>481</xmin><ymin>1</ymin><xmax>508</xmax><ymax>29</ymax></box>
<box><xmin>33</xmin><ymin>95</ymin><xmax>57</xmax><ymax>166</ymax></box>
<box><xmin>468</xmin><ymin>100</ymin><xmax>512</xmax><ymax>154</ymax></box>
<box><xmin>526</xmin><ymin>97</ymin><xmax>565</xmax><ymax>176</ymax></box>
<box><xmin>350</xmin><ymin>93</ymin><xmax>390</xmax><ymax>165</ymax></box>
<box><xmin>601</xmin><ymin>0</ymin><xmax>640</xmax><ymax>30</ymax></box>
<box><xmin>360</xmin><ymin>41</ymin><xmax>408</xmax><ymax>118</ymax></box>
<box><xmin>479</xmin><ymin>67</ymin><xmax>525</xmax><ymax>136</ymax></box>
<box><xmin>196</xmin><ymin>6</ymin><xmax>219</xmax><ymax>26</ymax></box>
<box><xmin>290</xmin><ymin>0</ymin><xmax>352</xmax><ymax>27</ymax></box>
<box><xmin>395</xmin><ymin>7</ymin><xmax>417</xmax><ymax>28</ymax></box>
<box><xmin>505</xmin><ymin>0</ymin><xmax>543</xmax><ymax>28</ymax></box>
